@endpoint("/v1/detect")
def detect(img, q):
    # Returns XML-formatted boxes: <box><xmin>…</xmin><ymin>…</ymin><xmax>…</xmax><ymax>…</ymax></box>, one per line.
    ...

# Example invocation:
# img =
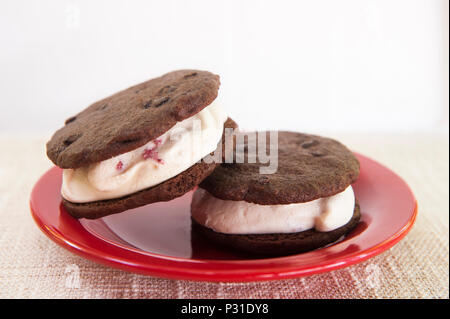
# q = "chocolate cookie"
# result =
<box><xmin>193</xmin><ymin>131</ymin><xmax>360</xmax><ymax>256</ymax></box>
<box><xmin>47</xmin><ymin>70</ymin><xmax>220</xmax><ymax>169</ymax></box>
<box><xmin>191</xmin><ymin>204</ymin><xmax>361</xmax><ymax>256</ymax></box>
<box><xmin>62</xmin><ymin>118</ymin><xmax>237</xmax><ymax>219</ymax></box>
<box><xmin>200</xmin><ymin>131</ymin><xmax>360</xmax><ymax>205</ymax></box>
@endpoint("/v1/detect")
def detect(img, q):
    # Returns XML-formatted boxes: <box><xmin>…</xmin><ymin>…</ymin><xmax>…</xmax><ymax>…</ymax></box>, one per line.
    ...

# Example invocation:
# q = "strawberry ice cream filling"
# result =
<box><xmin>61</xmin><ymin>101</ymin><xmax>227</xmax><ymax>203</ymax></box>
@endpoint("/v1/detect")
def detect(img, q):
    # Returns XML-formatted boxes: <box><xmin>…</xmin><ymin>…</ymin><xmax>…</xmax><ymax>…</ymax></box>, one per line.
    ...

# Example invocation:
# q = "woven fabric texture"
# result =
<box><xmin>0</xmin><ymin>133</ymin><xmax>448</xmax><ymax>299</ymax></box>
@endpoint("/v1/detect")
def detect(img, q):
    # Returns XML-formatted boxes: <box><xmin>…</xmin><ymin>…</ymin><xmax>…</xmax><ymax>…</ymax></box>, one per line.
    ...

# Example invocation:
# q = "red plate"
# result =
<box><xmin>30</xmin><ymin>153</ymin><xmax>417</xmax><ymax>282</ymax></box>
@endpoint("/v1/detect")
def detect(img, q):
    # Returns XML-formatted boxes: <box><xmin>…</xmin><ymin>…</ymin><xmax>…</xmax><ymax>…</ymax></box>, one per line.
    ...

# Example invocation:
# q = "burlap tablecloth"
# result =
<box><xmin>0</xmin><ymin>133</ymin><xmax>448</xmax><ymax>299</ymax></box>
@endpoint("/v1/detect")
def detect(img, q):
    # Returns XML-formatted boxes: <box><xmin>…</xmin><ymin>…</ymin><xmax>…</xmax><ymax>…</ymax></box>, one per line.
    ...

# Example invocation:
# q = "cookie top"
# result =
<box><xmin>47</xmin><ymin>70</ymin><xmax>220</xmax><ymax>168</ymax></box>
<box><xmin>199</xmin><ymin>131</ymin><xmax>360</xmax><ymax>205</ymax></box>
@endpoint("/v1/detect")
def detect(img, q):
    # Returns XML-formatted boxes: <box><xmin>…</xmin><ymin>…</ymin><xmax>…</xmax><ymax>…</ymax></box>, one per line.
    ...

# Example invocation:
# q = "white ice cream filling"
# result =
<box><xmin>191</xmin><ymin>186</ymin><xmax>356</xmax><ymax>234</ymax></box>
<box><xmin>61</xmin><ymin>101</ymin><xmax>227</xmax><ymax>203</ymax></box>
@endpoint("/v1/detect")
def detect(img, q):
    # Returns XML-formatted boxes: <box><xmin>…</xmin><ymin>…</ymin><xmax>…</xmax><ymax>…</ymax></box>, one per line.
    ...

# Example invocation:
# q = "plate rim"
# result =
<box><xmin>30</xmin><ymin>153</ymin><xmax>418</xmax><ymax>282</ymax></box>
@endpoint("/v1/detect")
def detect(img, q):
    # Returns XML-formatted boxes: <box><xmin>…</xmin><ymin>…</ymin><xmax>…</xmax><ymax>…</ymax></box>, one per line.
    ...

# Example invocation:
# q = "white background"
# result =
<box><xmin>0</xmin><ymin>0</ymin><xmax>448</xmax><ymax>135</ymax></box>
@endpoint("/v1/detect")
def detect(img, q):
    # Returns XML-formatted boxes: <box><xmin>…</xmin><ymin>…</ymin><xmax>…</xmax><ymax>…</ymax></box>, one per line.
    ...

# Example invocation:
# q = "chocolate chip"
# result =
<box><xmin>153</xmin><ymin>96</ymin><xmax>170</xmax><ymax>107</ymax></box>
<box><xmin>183</xmin><ymin>72</ymin><xmax>197</xmax><ymax>79</ymax></box>
<box><xmin>64</xmin><ymin>116</ymin><xmax>77</xmax><ymax>125</ymax></box>
<box><xmin>63</xmin><ymin>133</ymin><xmax>81</xmax><ymax>146</ymax></box>
<box><xmin>144</xmin><ymin>97</ymin><xmax>170</xmax><ymax>109</ymax></box>
<box><xmin>159</xmin><ymin>85</ymin><xmax>177</xmax><ymax>94</ymax></box>
<box><xmin>301</xmin><ymin>140</ymin><xmax>319</xmax><ymax>149</ymax></box>
<box><xmin>143</xmin><ymin>100</ymin><xmax>152</xmax><ymax>109</ymax></box>
<box><xmin>116</xmin><ymin>137</ymin><xmax>140</xmax><ymax>145</ymax></box>
<box><xmin>311</xmin><ymin>151</ymin><xmax>325</xmax><ymax>157</ymax></box>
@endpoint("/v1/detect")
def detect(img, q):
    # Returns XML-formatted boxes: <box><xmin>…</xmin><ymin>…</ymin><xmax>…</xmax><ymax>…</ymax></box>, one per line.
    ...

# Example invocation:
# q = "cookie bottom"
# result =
<box><xmin>191</xmin><ymin>203</ymin><xmax>361</xmax><ymax>257</ymax></box>
<box><xmin>62</xmin><ymin>118</ymin><xmax>237</xmax><ymax>219</ymax></box>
